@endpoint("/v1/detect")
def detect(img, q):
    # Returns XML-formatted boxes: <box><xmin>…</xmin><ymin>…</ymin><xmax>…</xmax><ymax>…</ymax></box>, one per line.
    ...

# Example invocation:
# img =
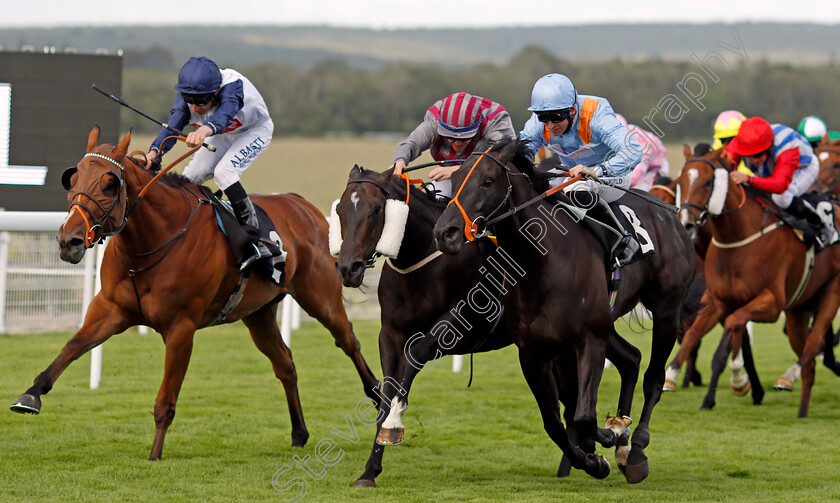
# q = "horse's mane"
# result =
<box><xmin>126</xmin><ymin>155</ymin><xmax>196</xmax><ymax>187</ymax></box>
<box><xmin>693</xmin><ymin>142</ymin><xmax>713</xmax><ymax>157</ymax></box>
<box><xmin>652</xmin><ymin>174</ymin><xmax>673</xmax><ymax>187</ymax></box>
<box><xmin>353</xmin><ymin>166</ymin><xmax>446</xmax><ymax>208</ymax></box>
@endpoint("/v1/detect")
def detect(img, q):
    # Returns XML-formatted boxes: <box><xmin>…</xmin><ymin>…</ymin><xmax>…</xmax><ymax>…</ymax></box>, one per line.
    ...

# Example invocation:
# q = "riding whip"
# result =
<box><xmin>91</xmin><ymin>82</ymin><xmax>216</xmax><ymax>152</ymax></box>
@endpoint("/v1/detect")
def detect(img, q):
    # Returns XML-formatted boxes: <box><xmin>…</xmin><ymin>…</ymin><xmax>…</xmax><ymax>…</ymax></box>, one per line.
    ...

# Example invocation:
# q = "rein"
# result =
<box><xmin>346</xmin><ymin>172</ymin><xmax>425</xmax><ymax>269</ymax></box>
<box><xmin>68</xmin><ymin>137</ymin><xmax>208</xmax><ymax>320</ymax></box>
<box><xmin>448</xmin><ymin>146</ymin><xmax>583</xmax><ymax>237</ymax></box>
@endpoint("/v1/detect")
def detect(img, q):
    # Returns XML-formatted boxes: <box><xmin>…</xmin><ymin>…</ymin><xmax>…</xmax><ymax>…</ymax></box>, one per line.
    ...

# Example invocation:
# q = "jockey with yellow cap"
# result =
<box><xmin>712</xmin><ymin>110</ymin><xmax>751</xmax><ymax>175</ymax></box>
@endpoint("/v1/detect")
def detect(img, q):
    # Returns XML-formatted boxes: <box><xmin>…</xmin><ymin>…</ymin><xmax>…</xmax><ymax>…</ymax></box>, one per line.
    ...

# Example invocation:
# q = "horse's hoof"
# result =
<box><xmin>291</xmin><ymin>429</ymin><xmax>309</xmax><ymax>448</ymax></box>
<box><xmin>731</xmin><ymin>380</ymin><xmax>751</xmax><ymax>396</ymax></box>
<box><xmin>662</xmin><ymin>380</ymin><xmax>676</xmax><ymax>392</ymax></box>
<box><xmin>774</xmin><ymin>378</ymin><xmax>794</xmax><ymax>391</ymax></box>
<box><xmin>10</xmin><ymin>394</ymin><xmax>41</xmax><ymax>414</ymax></box>
<box><xmin>556</xmin><ymin>455</ymin><xmax>572</xmax><ymax>478</ymax></box>
<box><xmin>353</xmin><ymin>479</ymin><xmax>376</xmax><ymax>488</ymax></box>
<box><xmin>700</xmin><ymin>399</ymin><xmax>715</xmax><ymax>410</ymax></box>
<box><xmin>376</xmin><ymin>427</ymin><xmax>404</xmax><ymax>446</ymax></box>
<box><xmin>623</xmin><ymin>460</ymin><xmax>650</xmax><ymax>484</ymax></box>
<box><xmin>585</xmin><ymin>453</ymin><xmax>610</xmax><ymax>479</ymax></box>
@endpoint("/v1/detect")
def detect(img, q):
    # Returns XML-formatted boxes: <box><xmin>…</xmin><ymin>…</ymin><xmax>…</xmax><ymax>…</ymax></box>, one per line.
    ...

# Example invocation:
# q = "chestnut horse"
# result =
<box><xmin>654</xmin><ymin>168</ymin><xmax>761</xmax><ymax>401</ymax></box>
<box><xmin>332</xmin><ymin>166</ymin><xmax>646</xmax><ymax>486</ymax></box>
<box><xmin>10</xmin><ymin>127</ymin><xmax>379</xmax><ymax>460</ymax></box>
<box><xmin>808</xmin><ymin>137</ymin><xmax>840</xmax><ymax>197</ymax></box>
<box><xmin>433</xmin><ymin>139</ymin><xmax>695</xmax><ymax>483</ymax></box>
<box><xmin>666</xmin><ymin>147</ymin><xmax>840</xmax><ymax>417</ymax></box>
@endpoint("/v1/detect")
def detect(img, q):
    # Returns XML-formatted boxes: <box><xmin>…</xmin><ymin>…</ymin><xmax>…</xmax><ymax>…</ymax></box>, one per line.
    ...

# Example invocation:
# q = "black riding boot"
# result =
<box><xmin>230</xmin><ymin>195</ymin><xmax>275</xmax><ymax>271</ymax></box>
<box><xmin>581</xmin><ymin>198</ymin><xmax>640</xmax><ymax>270</ymax></box>
<box><xmin>786</xmin><ymin>196</ymin><xmax>835</xmax><ymax>246</ymax></box>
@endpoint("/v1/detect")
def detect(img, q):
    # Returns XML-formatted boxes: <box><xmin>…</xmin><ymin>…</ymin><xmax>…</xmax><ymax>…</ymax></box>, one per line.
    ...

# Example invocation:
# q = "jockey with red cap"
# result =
<box><xmin>146</xmin><ymin>56</ymin><xmax>277</xmax><ymax>271</ymax></box>
<box><xmin>727</xmin><ymin>116</ymin><xmax>838</xmax><ymax>246</ymax></box>
<box><xmin>392</xmin><ymin>92</ymin><xmax>515</xmax><ymax>198</ymax></box>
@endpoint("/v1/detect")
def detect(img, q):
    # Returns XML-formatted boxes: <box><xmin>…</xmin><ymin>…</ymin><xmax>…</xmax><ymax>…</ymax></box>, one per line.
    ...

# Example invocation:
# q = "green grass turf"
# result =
<box><xmin>2</xmin><ymin>317</ymin><xmax>839</xmax><ymax>502</ymax></box>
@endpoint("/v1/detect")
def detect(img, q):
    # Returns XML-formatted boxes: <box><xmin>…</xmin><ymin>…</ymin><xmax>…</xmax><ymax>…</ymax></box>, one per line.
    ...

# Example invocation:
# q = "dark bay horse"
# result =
<box><xmin>333</xmin><ymin>166</ymin><xmax>516</xmax><ymax>487</ymax></box>
<box><xmin>333</xmin><ymin>166</ymin><xmax>649</xmax><ymax>485</ymax></box>
<box><xmin>433</xmin><ymin>140</ymin><xmax>695</xmax><ymax>482</ymax></box>
<box><xmin>668</xmin><ymin>147</ymin><xmax>840</xmax><ymax>417</ymax></box>
<box><xmin>10</xmin><ymin>127</ymin><xmax>379</xmax><ymax>460</ymax></box>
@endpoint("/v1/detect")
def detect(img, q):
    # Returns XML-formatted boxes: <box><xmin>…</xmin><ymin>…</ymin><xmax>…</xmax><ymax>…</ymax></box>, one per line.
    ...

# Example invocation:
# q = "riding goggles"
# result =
<box><xmin>180</xmin><ymin>92</ymin><xmax>216</xmax><ymax>106</ymax></box>
<box><xmin>536</xmin><ymin>108</ymin><xmax>573</xmax><ymax>123</ymax></box>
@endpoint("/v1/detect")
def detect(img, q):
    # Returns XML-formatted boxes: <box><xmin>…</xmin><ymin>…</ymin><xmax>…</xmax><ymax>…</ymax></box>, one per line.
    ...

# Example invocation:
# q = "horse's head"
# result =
<box><xmin>810</xmin><ymin>138</ymin><xmax>840</xmax><ymax>195</ymax></box>
<box><xmin>433</xmin><ymin>139</ymin><xmax>519</xmax><ymax>255</ymax></box>
<box><xmin>57</xmin><ymin>125</ymin><xmax>131</xmax><ymax>263</ymax></box>
<box><xmin>675</xmin><ymin>144</ymin><xmax>731</xmax><ymax>233</ymax></box>
<box><xmin>332</xmin><ymin>165</ymin><xmax>409</xmax><ymax>287</ymax></box>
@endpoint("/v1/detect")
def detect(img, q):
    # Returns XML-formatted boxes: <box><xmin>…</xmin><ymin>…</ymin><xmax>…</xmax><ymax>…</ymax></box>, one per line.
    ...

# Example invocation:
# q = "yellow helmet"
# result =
<box><xmin>713</xmin><ymin>110</ymin><xmax>747</xmax><ymax>140</ymax></box>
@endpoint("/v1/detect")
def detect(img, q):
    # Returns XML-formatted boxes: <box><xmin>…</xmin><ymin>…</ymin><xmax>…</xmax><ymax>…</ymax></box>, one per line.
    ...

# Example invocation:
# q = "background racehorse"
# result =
<box><xmin>332</xmin><ymin>166</ymin><xmax>644</xmax><ymax>486</ymax></box>
<box><xmin>808</xmin><ymin>137</ymin><xmax>840</xmax><ymax>197</ymax></box>
<box><xmin>669</xmin><ymin>147</ymin><xmax>840</xmax><ymax>417</ymax></box>
<box><xmin>10</xmin><ymin>127</ymin><xmax>379</xmax><ymax>460</ymax></box>
<box><xmin>433</xmin><ymin>139</ymin><xmax>695</xmax><ymax>483</ymax></box>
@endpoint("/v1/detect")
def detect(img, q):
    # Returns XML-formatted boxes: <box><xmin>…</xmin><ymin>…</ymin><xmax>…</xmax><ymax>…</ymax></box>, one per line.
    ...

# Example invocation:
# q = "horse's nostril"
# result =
<box><xmin>68</xmin><ymin>238</ymin><xmax>84</xmax><ymax>248</ymax></box>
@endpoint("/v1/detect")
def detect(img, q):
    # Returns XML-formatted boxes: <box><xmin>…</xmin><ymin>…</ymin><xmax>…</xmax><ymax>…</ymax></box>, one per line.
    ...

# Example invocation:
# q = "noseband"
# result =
<box><xmin>64</xmin><ymin>152</ymin><xmax>127</xmax><ymax>248</ymax></box>
<box><xmin>448</xmin><ymin>147</ymin><xmax>513</xmax><ymax>241</ymax></box>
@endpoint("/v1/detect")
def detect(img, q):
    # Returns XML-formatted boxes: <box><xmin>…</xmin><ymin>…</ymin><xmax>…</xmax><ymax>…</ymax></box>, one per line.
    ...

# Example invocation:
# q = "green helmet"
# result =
<box><xmin>797</xmin><ymin>115</ymin><xmax>827</xmax><ymax>143</ymax></box>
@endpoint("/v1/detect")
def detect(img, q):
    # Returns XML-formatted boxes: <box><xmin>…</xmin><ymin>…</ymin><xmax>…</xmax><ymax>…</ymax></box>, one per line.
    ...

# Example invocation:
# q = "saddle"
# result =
<box><xmin>200</xmin><ymin>187</ymin><xmax>286</xmax><ymax>286</ymax></box>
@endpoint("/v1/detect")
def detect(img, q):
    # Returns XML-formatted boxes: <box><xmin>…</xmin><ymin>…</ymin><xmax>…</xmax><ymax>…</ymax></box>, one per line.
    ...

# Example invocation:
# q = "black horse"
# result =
<box><xmin>433</xmin><ymin>139</ymin><xmax>696</xmax><ymax>483</ymax></box>
<box><xmin>332</xmin><ymin>166</ymin><xmax>645</xmax><ymax>486</ymax></box>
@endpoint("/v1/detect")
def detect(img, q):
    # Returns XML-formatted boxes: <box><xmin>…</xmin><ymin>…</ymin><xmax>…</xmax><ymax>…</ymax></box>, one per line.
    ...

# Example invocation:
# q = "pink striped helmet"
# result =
<box><xmin>437</xmin><ymin>92</ymin><xmax>483</xmax><ymax>139</ymax></box>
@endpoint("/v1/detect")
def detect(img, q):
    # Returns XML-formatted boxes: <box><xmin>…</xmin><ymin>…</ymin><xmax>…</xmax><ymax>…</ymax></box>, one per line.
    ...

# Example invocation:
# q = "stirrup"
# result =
<box><xmin>239</xmin><ymin>242</ymin><xmax>274</xmax><ymax>272</ymax></box>
<box><xmin>611</xmin><ymin>235</ymin><xmax>639</xmax><ymax>270</ymax></box>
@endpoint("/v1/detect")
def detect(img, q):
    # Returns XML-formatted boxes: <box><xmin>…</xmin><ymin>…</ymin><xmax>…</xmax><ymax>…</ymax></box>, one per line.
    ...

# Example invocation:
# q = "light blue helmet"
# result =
<box><xmin>528</xmin><ymin>73</ymin><xmax>577</xmax><ymax>111</ymax></box>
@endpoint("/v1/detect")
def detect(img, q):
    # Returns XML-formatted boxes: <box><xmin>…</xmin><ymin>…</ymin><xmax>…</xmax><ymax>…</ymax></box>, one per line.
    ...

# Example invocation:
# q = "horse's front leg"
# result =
<box><xmin>149</xmin><ymin>318</ymin><xmax>198</xmax><ymax>461</ymax></box>
<box><xmin>355</xmin><ymin>332</ymin><xmax>406</xmax><ymax>488</ymax></box>
<box><xmin>376</xmin><ymin>328</ymin><xmax>446</xmax><ymax>446</ymax></box>
<box><xmin>11</xmin><ymin>295</ymin><xmax>132</xmax><ymax>415</ymax></box>
<box><xmin>664</xmin><ymin>292</ymin><xmax>725</xmax><ymax>391</ymax></box>
<box><xmin>518</xmin><ymin>348</ymin><xmax>610</xmax><ymax>480</ymax></box>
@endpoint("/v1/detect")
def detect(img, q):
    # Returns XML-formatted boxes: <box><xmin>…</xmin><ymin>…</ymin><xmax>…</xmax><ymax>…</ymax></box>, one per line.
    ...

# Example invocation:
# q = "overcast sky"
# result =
<box><xmin>2</xmin><ymin>0</ymin><xmax>839</xmax><ymax>28</ymax></box>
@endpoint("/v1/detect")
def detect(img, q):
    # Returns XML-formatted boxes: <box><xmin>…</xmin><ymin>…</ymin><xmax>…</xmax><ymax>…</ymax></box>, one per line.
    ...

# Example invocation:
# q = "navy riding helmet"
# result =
<box><xmin>174</xmin><ymin>57</ymin><xmax>222</xmax><ymax>95</ymax></box>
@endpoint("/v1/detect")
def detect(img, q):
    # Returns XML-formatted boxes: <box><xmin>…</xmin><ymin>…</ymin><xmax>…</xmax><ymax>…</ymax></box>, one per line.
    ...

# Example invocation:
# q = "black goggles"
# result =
<box><xmin>536</xmin><ymin>108</ymin><xmax>572</xmax><ymax>123</ymax></box>
<box><xmin>180</xmin><ymin>92</ymin><xmax>215</xmax><ymax>106</ymax></box>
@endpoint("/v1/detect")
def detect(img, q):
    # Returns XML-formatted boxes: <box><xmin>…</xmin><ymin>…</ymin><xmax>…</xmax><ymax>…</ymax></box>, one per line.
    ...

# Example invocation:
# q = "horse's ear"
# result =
<box><xmin>498</xmin><ymin>140</ymin><xmax>519</xmax><ymax>161</ymax></box>
<box><xmin>821</xmin><ymin>134</ymin><xmax>830</xmax><ymax>146</ymax></box>
<box><xmin>683</xmin><ymin>144</ymin><xmax>692</xmax><ymax>159</ymax></box>
<box><xmin>87</xmin><ymin>125</ymin><xmax>101</xmax><ymax>153</ymax></box>
<box><xmin>349</xmin><ymin>164</ymin><xmax>363</xmax><ymax>178</ymax></box>
<box><xmin>112</xmin><ymin>128</ymin><xmax>132</xmax><ymax>162</ymax></box>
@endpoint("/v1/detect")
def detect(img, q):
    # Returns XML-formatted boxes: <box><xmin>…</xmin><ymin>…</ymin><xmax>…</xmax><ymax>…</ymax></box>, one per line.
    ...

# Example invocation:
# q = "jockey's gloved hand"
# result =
<box><xmin>149</xmin><ymin>156</ymin><xmax>162</xmax><ymax>172</ymax></box>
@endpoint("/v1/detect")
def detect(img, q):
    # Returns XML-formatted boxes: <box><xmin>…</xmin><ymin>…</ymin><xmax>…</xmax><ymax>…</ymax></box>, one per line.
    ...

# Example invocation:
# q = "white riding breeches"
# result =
<box><xmin>181</xmin><ymin>122</ymin><xmax>273</xmax><ymax>191</ymax></box>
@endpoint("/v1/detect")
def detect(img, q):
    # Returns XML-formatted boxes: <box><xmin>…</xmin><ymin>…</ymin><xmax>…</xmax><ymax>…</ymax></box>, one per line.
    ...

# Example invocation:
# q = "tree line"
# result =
<box><xmin>122</xmin><ymin>46</ymin><xmax>840</xmax><ymax>141</ymax></box>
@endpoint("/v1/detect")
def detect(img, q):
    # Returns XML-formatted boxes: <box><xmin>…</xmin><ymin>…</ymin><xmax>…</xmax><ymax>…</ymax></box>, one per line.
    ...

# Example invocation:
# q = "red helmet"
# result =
<box><xmin>437</xmin><ymin>92</ymin><xmax>483</xmax><ymax>139</ymax></box>
<box><xmin>728</xmin><ymin>117</ymin><xmax>773</xmax><ymax>156</ymax></box>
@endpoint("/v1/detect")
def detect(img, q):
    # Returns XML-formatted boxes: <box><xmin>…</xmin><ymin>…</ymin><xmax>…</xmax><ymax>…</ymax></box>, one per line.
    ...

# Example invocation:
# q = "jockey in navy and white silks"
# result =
<box><xmin>392</xmin><ymin>92</ymin><xmax>516</xmax><ymax>198</ymax></box>
<box><xmin>146</xmin><ymin>56</ymin><xmax>276</xmax><ymax>270</ymax></box>
<box><xmin>726</xmin><ymin>117</ymin><xmax>836</xmax><ymax>245</ymax></box>
<box><xmin>519</xmin><ymin>73</ymin><xmax>644</xmax><ymax>269</ymax></box>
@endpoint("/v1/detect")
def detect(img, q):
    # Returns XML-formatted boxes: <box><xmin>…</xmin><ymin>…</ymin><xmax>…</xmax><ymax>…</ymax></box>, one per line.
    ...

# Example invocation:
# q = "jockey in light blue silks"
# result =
<box><xmin>520</xmin><ymin>73</ymin><xmax>644</xmax><ymax>269</ymax></box>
